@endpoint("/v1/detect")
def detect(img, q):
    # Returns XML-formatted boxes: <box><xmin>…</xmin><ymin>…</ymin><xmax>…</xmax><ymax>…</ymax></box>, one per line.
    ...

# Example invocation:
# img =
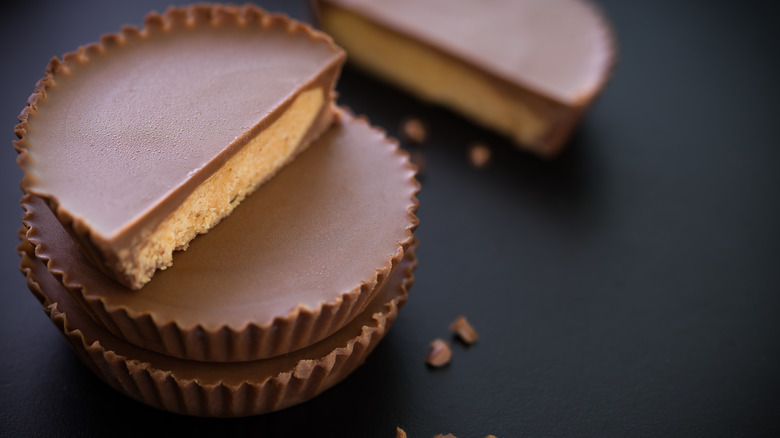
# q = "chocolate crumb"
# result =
<box><xmin>400</xmin><ymin>117</ymin><xmax>428</xmax><ymax>145</ymax></box>
<box><xmin>426</xmin><ymin>338</ymin><xmax>452</xmax><ymax>367</ymax></box>
<box><xmin>468</xmin><ymin>142</ymin><xmax>491</xmax><ymax>169</ymax></box>
<box><xmin>449</xmin><ymin>315</ymin><xmax>479</xmax><ymax>344</ymax></box>
<box><xmin>396</xmin><ymin>427</ymin><xmax>407</xmax><ymax>438</ymax></box>
<box><xmin>410</xmin><ymin>149</ymin><xmax>426</xmax><ymax>179</ymax></box>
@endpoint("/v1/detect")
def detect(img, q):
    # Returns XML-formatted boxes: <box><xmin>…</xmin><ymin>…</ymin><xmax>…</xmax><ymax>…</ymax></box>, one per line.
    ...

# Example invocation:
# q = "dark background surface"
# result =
<box><xmin>2</xmin><ymin>1</ymin><xmax>779</xmax><ymax>436</ymax></box>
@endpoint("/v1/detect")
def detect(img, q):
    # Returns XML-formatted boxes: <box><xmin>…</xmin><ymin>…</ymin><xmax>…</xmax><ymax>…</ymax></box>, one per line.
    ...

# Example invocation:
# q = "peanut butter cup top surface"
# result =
<box><xmin>17</xmin><ymin>6</ymin><xmax>343</xmax><ymax>239</ymax></box>
<box><xmin>24</xmin><ymin>112</ymin><xmax>419</xmax><ymax>333</ymax></box>
<box><xmin>320</xmin><ymin>0</ymin><xmax>615</xmax><ymax>104</ymax></box>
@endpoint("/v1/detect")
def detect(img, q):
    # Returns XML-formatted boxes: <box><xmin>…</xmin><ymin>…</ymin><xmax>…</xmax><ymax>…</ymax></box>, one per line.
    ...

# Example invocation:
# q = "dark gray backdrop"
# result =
<box><xmin>2</xmin><ymin>1</ymin><xmax>779</xmax><ymax>436</ymax></box>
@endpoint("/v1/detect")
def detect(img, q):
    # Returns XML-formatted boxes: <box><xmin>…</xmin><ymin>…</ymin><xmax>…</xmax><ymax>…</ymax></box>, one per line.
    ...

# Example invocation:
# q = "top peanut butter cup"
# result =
<box><xmin>15</xmin><ymin>4</ymin><xmax>345</xmax><ymax>289</ymax></box>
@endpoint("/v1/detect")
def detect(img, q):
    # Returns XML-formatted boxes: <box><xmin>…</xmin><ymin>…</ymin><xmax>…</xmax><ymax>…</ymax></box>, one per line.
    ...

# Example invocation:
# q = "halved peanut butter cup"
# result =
<box><xmin>15</xmin><ymin>4</ymin><xmax>346</xmax><ymax>289</ymax></box>
<box><xmin>22</xmin><ymin>112</ymin><xmax>419</xmax><ymax>362</ymax></box>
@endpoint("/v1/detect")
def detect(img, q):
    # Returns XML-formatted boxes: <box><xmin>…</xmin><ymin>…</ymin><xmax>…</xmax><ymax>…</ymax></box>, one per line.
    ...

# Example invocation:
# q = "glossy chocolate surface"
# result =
<box><xmin>18</xmin><ymin>6</ymin><xmax>344</xmax><ymax>247</ymax></box>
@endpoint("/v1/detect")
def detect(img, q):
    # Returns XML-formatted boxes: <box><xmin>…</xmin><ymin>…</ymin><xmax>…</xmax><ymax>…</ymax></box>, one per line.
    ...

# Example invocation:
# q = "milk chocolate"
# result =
<box><xmin>22</xmin><ymin>111</ymin><xmax>419</xmax><ymax>362</ymax></box>
<box><xmin>314</xmin><ymin>0</ymin><xmax>616</xmax><ymax>156</ymax></box>
<box><xmin>15</xmin><ymin>4</ymin><xmax>345</xmax><ymax>289</ymax></box>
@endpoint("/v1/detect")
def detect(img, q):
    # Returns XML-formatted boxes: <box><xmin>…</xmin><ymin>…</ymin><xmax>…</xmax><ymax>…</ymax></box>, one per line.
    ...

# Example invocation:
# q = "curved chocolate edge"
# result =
<box><xmin>20</xmin><ymin>111</ymin><xmax>421</xmax><ymax>363</ymax></box>
<box><xmin>312</xmin><ymin>0</ymin><xmax>618</xmax><ymax>156</ymax></box>
<box><xmin>537</xmin><ymin>0</ymin><xmax>619</xmax><ymax>154</ymax></box>
<box><xmin>18</xmin><ymin>232</ymin><xmax>417</xmax><ymax>417</ymax></box>
<box><xmin>14</xmin><ymin>3</ymin><xmax>346</xmax><ymax>289</ymax></box>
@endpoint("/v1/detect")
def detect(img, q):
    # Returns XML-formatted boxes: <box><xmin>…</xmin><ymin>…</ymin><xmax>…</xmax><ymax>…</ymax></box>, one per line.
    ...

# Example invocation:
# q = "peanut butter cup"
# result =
<box><xmin>314</xmin><ymin>0</ymin><xmax>616</xmax><ymax>156</ymax></box>
<box><xmin>19</xmin><ymin>236</ymin><xmax>417</xmax><ymax>417</ymax></box>
<box><xmin>15</xmin><ymin>4</ymin><xmax>345</xmax><ymax>289</ymax></box>
<box><xmin>22</xmin><ymin>111</ymin><xmax>419</xmax><ymax>363</ymax></box>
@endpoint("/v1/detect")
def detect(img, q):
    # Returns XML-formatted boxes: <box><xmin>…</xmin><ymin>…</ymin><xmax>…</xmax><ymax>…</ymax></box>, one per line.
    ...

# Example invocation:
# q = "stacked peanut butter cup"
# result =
<box><xmin>15</xmin><ymin>4</ymin><xmax>419</xmax><ymax>417</ymax></box>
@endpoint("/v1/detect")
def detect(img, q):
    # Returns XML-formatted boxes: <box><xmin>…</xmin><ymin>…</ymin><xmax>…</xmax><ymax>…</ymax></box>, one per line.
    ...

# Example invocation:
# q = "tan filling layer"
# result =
<box><xmin>321</xmin><ymin>5</ymin><xmax>551</xmax><ymax>150</ymax></box>
<box><xmin>117</xmin><ymin>87</ymin><xmax>325</xmax><ymax>289</ymax></box>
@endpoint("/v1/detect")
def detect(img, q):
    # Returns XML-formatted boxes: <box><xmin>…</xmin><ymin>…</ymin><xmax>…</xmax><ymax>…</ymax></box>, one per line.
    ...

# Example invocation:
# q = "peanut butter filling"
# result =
<box><xmin>124</xmin><ymin>87</ymin><xmax>327</xmax><ymax>289</ymax></box>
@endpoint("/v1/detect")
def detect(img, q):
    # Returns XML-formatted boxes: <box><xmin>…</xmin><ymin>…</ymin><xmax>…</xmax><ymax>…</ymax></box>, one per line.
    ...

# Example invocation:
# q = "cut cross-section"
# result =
<box><xmin>15</xmin><ymin>4</ymin><xmax>345</xmax><ymax>289</ymax></box>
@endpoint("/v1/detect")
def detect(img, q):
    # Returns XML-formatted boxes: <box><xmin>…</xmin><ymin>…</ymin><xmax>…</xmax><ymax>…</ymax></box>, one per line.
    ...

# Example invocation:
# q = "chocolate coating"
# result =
<box><xmin>16</xmin><ymin>5</ymin><xmax>344</xmax><ymax>250</ymax></box>
<box><xmin>22</xmin><ymin>112</ymin><xmax>419</xmax><ymax>362</ymax></box>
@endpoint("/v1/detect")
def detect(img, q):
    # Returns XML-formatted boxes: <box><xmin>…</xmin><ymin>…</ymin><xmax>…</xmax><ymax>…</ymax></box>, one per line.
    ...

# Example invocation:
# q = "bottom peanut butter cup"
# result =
<box><xmin>19</xmin><ymin>237</ymin><xmax>416</xmax><ymax>417</ymax></box>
